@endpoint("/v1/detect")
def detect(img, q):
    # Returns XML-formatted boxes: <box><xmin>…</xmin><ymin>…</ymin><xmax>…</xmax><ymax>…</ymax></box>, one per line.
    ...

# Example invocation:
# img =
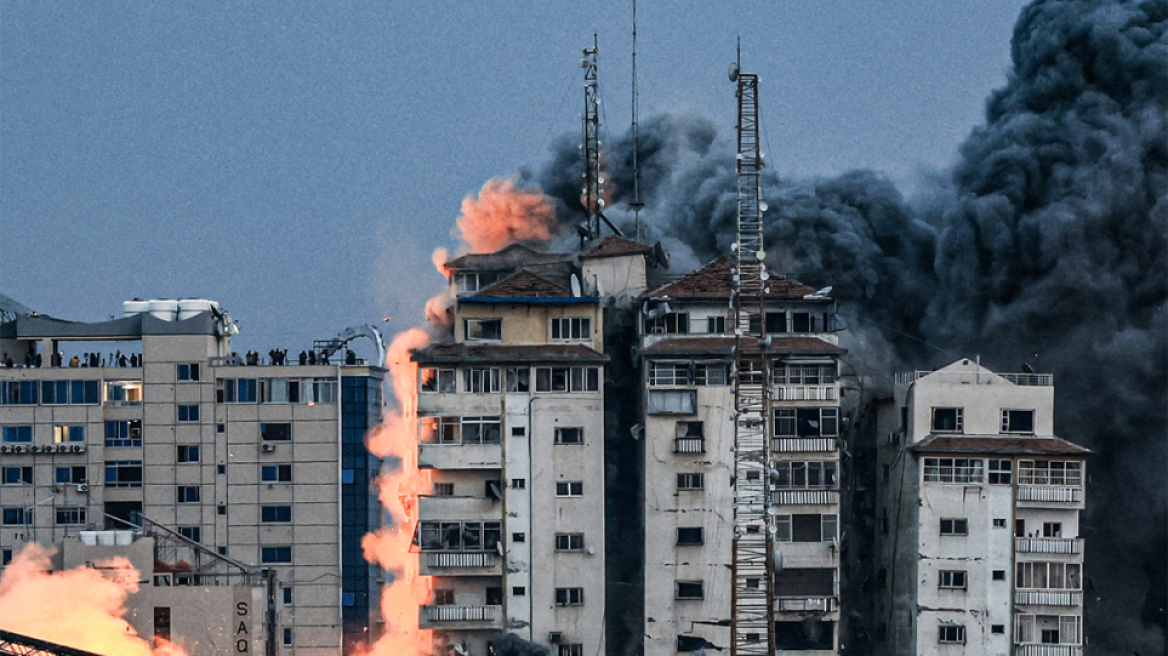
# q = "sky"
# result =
<box><xmin>1</xmin><ymin>0</ymin><xmax>1029</xmax><ymax>358</ymax></box>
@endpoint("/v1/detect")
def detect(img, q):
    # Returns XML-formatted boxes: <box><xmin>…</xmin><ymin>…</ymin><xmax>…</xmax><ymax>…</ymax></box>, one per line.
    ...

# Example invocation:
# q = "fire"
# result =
<box><xmin>0</xmin><ymin>543</ymin><xmax>188</xmax><ymax>656</ymax></box>
<box><xmin>453</xmin><ymin>178</ymin><xmax>557</xmax><ymax>253</ymax></box>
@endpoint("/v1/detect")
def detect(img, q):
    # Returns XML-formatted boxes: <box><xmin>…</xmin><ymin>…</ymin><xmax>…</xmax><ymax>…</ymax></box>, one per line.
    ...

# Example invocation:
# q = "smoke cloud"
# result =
<box><xmin>521</xmin><ymin>0</ymin><xmax>1166</xmax><ymax>652</ymax></box>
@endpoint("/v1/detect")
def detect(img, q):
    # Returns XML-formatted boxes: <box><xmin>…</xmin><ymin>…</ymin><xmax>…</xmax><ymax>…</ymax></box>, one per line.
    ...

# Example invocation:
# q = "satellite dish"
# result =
<box><xmin>570</xmin><ymin>274</ymin><xmax>582</xmax><ymax>298</ymax></box>
<box><xmin>759</xmin><ymin>201</ymin><xmax>769</xmax><ymax>212</ymax></box>
<box><xmin>728</xmin><ymin>62</ymin><xmax>740</xmax><ymax>82</ymax></box>
<box><xmin>489</xmin><ymin>482</ymin><xmax>503</xmax><ymax>500</ymax></box>
<box><xmin>495</xmin><ymin>541</ymin><xmax>505</xmax><ymax>556</ymax></box>
<box><xmin>773</xmin><ymin>549</ymin><xmax>784</xmax><ymax>573</ymax></box>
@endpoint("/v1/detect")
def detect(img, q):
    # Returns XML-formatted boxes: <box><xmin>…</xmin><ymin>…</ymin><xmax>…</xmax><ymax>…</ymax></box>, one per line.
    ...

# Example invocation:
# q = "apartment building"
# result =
<box><xmin>0</xmin><ymin>301</ymin><xmax>383</xmax><ymax>655</ymax></box>
<box><xmin>637</xmin><ymin>256</ymin><xmax>845</xmax><ymax>655</ymax></box>
<box><xmin>875</xmin><ymin>359</ymin><xmax>1088</xmax><ymax>655</ymax></box>
<box><xmin>412</xmin><ymin>251</ymin><xmax>610</xmax><ymax>656</ymax></box>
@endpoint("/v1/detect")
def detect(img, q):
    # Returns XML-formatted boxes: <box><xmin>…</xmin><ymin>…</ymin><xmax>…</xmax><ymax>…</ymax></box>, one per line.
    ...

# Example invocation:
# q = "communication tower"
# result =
<box><xmin>582</xmin><ymin>34</ymin><xmax>603</xmax><ymax>240</ymax></box>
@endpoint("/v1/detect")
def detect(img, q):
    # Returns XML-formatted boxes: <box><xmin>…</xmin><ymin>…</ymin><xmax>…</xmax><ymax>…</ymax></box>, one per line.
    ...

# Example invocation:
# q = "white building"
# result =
<box><xmin>636</xmin><ymin>256</ymin><xmax>845</xmax><ymax>655</ymax></box>
<box><xmin>0</xmin><ymin>300</ymin><xmax>384</xmax><ymax>655</ymax></box>
<box><xmin>876</xmin><ymin>359</ymin><xmax>1088</xmax><ymax>655</ymax></box>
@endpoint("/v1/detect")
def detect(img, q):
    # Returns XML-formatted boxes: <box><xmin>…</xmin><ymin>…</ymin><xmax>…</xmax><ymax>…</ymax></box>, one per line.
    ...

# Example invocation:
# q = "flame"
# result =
<box><xmin>0</xmin><ymin>543</ymin><xmax>189</xmax><ymax>656</ymax></box>
<box><xmin>453</xmin><ymin>178</ymin><xmax>557</xmax><ymax>254</ymax></box>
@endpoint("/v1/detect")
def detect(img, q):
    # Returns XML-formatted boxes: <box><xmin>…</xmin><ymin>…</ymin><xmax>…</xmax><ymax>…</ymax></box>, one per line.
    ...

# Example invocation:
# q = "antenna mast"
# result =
<box><xmin>630</xmin><ymin>0</ymin><xmax>644</xmax><ymax>239</ymax></box>
<box><xmin>582</xmin><ymin>34</ymin><xmax>603</xmax><ymax>241</ymax></box>
<box><xmin>729</xmin><ymin>45</ymin><xmax>775</xmax><ymax>656</ymax></box>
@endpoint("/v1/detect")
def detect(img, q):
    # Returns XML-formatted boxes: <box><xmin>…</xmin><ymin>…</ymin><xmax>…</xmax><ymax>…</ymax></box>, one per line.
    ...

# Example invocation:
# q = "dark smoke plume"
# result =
<box><xmin>525</xmin><ymin>0</ymin><xmax>1167</xmax><ymax>653</ymax></box>
<box><xmin>489</xmin><ymin>634</ymin><xmax>552</xmax><ymax>656</ymax></box>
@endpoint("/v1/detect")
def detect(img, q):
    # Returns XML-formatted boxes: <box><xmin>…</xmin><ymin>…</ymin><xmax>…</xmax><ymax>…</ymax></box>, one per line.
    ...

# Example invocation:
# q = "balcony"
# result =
<box><xmin>419</xmin><ymin>443</ymin><xmax>502</xmax><ymax>470</ymax></box>
<box><xmin>772</xmin><ymin>438</ymin><xmax>837</xmax><ymax>453</ymax></box>
<box><xmin>673</xmin><ymin>437</ymin><xmax>705</xmax><ymax>454</ymax></box>
<box><xmin>420</xmin><ymin>551</ymin><xmax>501</xmax><ymax>576</ymax></box>
<box><xmin>1015</xmin><ymin>538</ymin><xmax>1082</xmax><ymax>554</ymax></box>
<box><xmin>1015</xmin><ymin>645</ymin><xmax>1081</xmax><ymax>656</ymax></box>
<box><xmin>772</xmin><ymin>386</ymin><xmax>838</xmax><ymax>402</ymax></box>
<box><xmin>776</xmin><ymin>596</ymin><xmax>837</xmax><ymax>613</ymax></box>
<box><xmin>419</xmin><ymin>604</ymin><xmax>503</xmax><ymax>630</ymax></box>
<box><xmin>1015</xmin><ymin>590</ymin><xmax>1081</xmax><ymax>606</ymax></box>
<box><xmin>1017</xmin><ymin>486</ymin><xmax>1083</xmax><ymax>504</ymax></box>
<box><xmin>419</xmin><ymin>495</ymin><xmax>500</xmax><ymax>519</ymax></box>
<box><xmin>771</xmin><ymin>489</ymin><xmax>839</xmax><ymax>505</ymax></box>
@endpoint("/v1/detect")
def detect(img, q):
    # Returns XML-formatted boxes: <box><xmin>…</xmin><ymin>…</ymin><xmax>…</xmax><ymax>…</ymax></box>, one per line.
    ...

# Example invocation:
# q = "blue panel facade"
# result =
<box><xmin>340</xmin><ymin>375</ymin><xmax>378</xmax><ymax>648</ymax></box>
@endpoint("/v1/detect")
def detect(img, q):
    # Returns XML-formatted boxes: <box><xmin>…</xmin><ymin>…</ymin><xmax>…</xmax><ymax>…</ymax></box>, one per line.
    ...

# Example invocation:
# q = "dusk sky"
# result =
<box><xmin>1</xmin><ymin>1</ymin><xmax>1028</xmax><ymax>357</ymax></box>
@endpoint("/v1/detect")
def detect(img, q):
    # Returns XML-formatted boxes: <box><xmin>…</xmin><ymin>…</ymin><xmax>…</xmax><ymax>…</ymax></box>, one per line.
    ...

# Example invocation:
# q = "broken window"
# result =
<box><xmin>432</xmin><ymin>588</ymin><xmax>455</xmax><ymax>605</ymax></box>
<box><xmin>461</xmin><ymin>416</ymin><xmax>501</xmax><ymax>445</ymax></box>
<box><xmin>792</xmin><ymin>514</ymin><xmax>822</xmax><ymax>542</ymax></box>
<box><xmin>1001</xmin><ymin>409</ymin><xmax>1035</xmax><ymax>433</ymax></box>
<box><xmin>454</xmin><ymin>271</ymin><xmax>504</xmax><ymax>293</ymax></box>
<box><xmin>464</xmin><ymin>318</ymin><xmax>502</xmax><ymax>341</ymax></box>
<box><xmin>676</xmin><ymin>527</ymin><xmax>704</xmax><ymax>546</ymax></box>
<box><xmin>506</xmin><ymin>367</ymin><xmax>530</xmax><ymax>392</ymax></box>
<box><xmin>774</xmin><ymin>568</ymin><xmax>835</xmax><ymax>596</ymax></box>
<box><xmin>773</xmin><ymin>407</ymin><xmax>839</xmax><ymax>437</ymax></box>
<box><xmin>644</xmin><ymin>312</ymin><xmax>689</xmax><ymax>335</ymax></box>
<box><xmin>555</xmin><ymin>428</ymin><xmax>583</xmax><ymax>445</ymax></box>
<box><xmin>463</xmin><ymin>368</ymin><xmax>501</xmax><ymax>393</ymax></box>
<box><xmin>535</xmin><ymin>367</ymin><xmax>599</xmax><ymax>392</ymax></box>
<box><xmin>931</xmin><ymin>407</ymin><xmax>964</xmax><ymax>432</ymax></box>
<box><xmin>418</xmin><ymin>521</ymin><xmax>501</xmax><ymax>551</ymax></box>
<box><xmin>774</xmin><ymin>621</ymin><xmax>834</xmax><ymax>650</ymax></box>
<box><xmin>765</xmin><ymin>312</ymin><xmax>787</xmax><ymax>333</ymax></box>
<box><xmin>770</xmin><ymin>461</ymin><xmax>838</xmax><ymax>488</ymax></box>
<box><xmin>420</xmin><ymin>368</ymin><xmax>456</xmax><ymax>393</ymax></box>
<box><xmin>674</xmin><ymin>581</ymin><xmax>704</xmax><ymax>600</ymax></box>
<box><xmin>1043</xmin><ymin>522</ymin><xmax>1062</xmax><ymax>538</ymax></box>
<box><xmin>647</xmin><ymin>389</ymin><xmax>697</xmax><ymax>414</ymax></box>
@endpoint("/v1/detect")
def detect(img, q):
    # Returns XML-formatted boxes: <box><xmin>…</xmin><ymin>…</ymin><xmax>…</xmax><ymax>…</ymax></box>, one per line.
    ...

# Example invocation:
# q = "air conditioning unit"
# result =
<box><xmin>48</xmin><ymin>444</ymin><xmax>62</xmax><ymax>453</ymax></box>
<box><xmin>129</xmin><ymin>427</ymin><xmax>141</xmax><ymax>440</ymax></box>
<box><xmin>72</xmin><ymin>445</ymin><xmax>87</xmax><ymax>454</ymax></box>
<box><xmin>547</xmin><ymin>632</ymin><xmax>563</xmax><ymax>644</ymax></box>
<box><xmin>29</xmin><ymin>445</ymin><xmax>42</xmax><ymax>453</ymax></box>
<box><xmin>76</xmin><ymin>483</ymin><xmax>89</xmax><ymax>493</ymax></box>
<box><xmin>0</xmin><ymin>445</ymin><xmax>11</xmax><ymax>454</ymax></box>
<box><xmin>12</xmin><ymin>445</ymin><xmax>26</xmax><ymax>454</ymax></box>
<box><xmin>261</xmin><ymin>443</ymin><xmax>276</xmax><ymax>453</ymax></box>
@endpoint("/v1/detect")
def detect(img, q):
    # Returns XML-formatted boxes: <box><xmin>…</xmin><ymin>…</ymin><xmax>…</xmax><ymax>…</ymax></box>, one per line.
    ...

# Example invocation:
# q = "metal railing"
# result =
<box><xmin>775</xmin><ymin>596</ymin><xmax>837</xmax><ymax>612</ymax></box>
<box><xmin>894</xmin><ymin>370</ymin><xmax>1053</xmax><ymax>386</ymax></box>
<box><xmin>1015</xmin><ymin>538</ymin><xmax>1081</xmax><ymax>554</ymax></box>
<box><xmin>771</xmin><ymin>489</ymin><xmax>839</xmax><ymax>505</ymax></box>
<box><xmin>1015</xmin><ymin>590</ymin><xmax>1081</xmax><ymax>606</ymax></box>
<box><xmin>1017</xmin><ymin>486</ymin><xmax>1083</xmax><ymax>503</ymax></box>
<box><xmin>772</xmin><ymin>438</ymin><xmax>837</xmax><ymax>452</ymax></box>
<box><xmin>422</xmin><ymin>604</ymin><xmax>500</xmax><ymax>622</ymax></box>
<box><xmin>1014</xmin><ymin>645</ymin><xmax>1081</xmax><ymax>656</ymax></box>
<box><xmin>673</xmin><ymin>437</ymin><xmax>706</xmax><ymax>454</ymax></box>
<box><xmin>425</xmin><ymin>552</ymin><xmax>496</xmax><ymax>569</ymax></box>
<box><xmin>772</xmin><ymin>386</ymin><xmax>838</xmax><ymax>402</ymax></box>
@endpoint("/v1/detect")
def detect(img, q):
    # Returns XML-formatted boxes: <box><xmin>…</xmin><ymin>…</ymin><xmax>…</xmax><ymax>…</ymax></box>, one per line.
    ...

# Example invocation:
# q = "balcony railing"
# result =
<box><xmin>1015</xmin><ymin>645</ymin><xmax>1081</xmax><ymax>656</ymax></box>
<box><xmin>1017</xmin><ymin>486</ymin><xmax>1083</xmax><ymax>503</ymax></box>
<box><xmin>673</xmin><ymin>437</ymin><xmax>706</xmax><ymax>454</ymax></box>
<box><xmin>1015</xmin><ymin>590</ymin><xmax>1081</xmax><ymax>606</ymax></box>
<box><xmin>894</xmin><ymin>370</ymin><xmax>1052</xmax><ymax>386</ymax></box>
<box><xmin>1015</xmin><ymin>538</ymin><xmax>1081</xmax><ymax>554</ymax></box>
<box><xmin>771</xmin><ymin>489</ymin><xmax>839</xmax><ymax>505</ymax></box>
<box><xmin>772</xmin><ymin>438</ymin><xmax>837</xmax><ymax>453</ymax></box>
<box><xmin>422</xmin><ymin>604</ymin><xmax>500</xmax><ymax>623</ymax></box>
<box><xmin>776</xmin><ymin>596</ymin><xmax>837</xmax><ymax>612</ymax></box>
<box><xmin>772</xmin><ymin>386</ymin><xmax>838</xmax><ymax>402</ymax></box>
<box><xmin>425</xmin><ymin>552</ymin><xmax>496</xmax><ymax>569</ymax></box>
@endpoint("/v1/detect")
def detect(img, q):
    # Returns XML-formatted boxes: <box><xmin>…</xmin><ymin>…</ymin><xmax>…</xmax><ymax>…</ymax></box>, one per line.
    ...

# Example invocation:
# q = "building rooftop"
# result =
<box><xmin>412</xmin><ymin>343</ymin><xmax>608</xmax><ymax>364</ymax></box>
<box><xmin>642</xmin><ymin>255</ymin><xmax>821</xmax><ymax>301</ymax></box>
<box><xmin>0</xmin><ymin>312</ymin><xmax>221</xmax><ymax>341</ymax></box>
<box><xmin>910</xmin><ymin>434</ymin><xmax>1091</xmax><ymax>456</ymax></box>
<box><xmin>639</xmin><ymin>336</ymin><xmax>845</xmax><ymax>358</ymax></box>
<box><xmin>444</xmin><ymin>243</ymin><xmax>574</xmax><ymax>271</ymax></box>
<box><xmin>473</xmin><ymin>270</ymin><xmax>573</xmax><ymax>299</ymax></box>
<box><xmin>579</xmin><ymin>235</ymin><xmax>654</xmax><ymax>260</ymax></box>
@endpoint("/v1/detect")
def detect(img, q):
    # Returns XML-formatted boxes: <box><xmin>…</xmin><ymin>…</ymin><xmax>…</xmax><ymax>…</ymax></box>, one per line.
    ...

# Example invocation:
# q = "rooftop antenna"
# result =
<box><xmin>630</xmin><ymin>0</ymin><xmax>645</xmax><ymax>240</ymax></box>
<box><xmin>582</xmin><ymin>34</ymin><xmax>603</xmax><ymax>242</ymax></box>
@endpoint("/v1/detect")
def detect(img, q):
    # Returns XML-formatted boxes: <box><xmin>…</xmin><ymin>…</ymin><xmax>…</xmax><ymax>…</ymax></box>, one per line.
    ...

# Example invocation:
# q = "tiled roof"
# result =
<box><xmin>444</xmin><ymin>244</ymin><xmax>573</xmax><ymax>270</ymax></box>
<box><xmin>411</xmin><ymin>343</ymin><xmax>608</xmax><ymax>364</ymax></box>
<box><xmin>579</xmin><ymin>235</ymin><xmax>654</xmax><ymax>259</ymax></box>
<box><xmin>639</xmin><ymin>336</ymin><xmax>845</xmax><ymax>358</ymax></box>
<box><xmin>473</xmin><ymin>270</ymin><xmax>573</xmax><ymax>298</ymax></box>
<box><xmin>643</xmin><ymin>255</ymin><xmax>820</xmax><ymax>300</ymax></box>
<box><xmin>910</xmin><ymin>434</ymin><xmax>1091</xmax><ymax>456</ymax></box>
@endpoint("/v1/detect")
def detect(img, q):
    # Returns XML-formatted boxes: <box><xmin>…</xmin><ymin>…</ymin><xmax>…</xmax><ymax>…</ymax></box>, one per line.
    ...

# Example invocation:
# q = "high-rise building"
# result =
<box><xmin>875</xmin><ymin>359</ymin><xmax>1088</xmax><ymax>655</ymax></box>
<box><xmin>0</xmin><ymin>301</ymin><xmax>384</xmax><ymax>655</ymax></box>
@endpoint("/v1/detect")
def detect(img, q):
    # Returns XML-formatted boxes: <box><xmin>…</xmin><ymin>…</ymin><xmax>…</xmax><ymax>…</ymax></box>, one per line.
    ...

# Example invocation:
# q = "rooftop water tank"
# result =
<box><xmin>147</xmin><ymin>299</ymin><xmax>179</xmax><ymax>321</ymax></box>
<box><xmin>123</xmin><ymin>300</ymin><xmax>150</xmax><ymax>317</ymax></box>
<box><xmin>177</xmin><ymin>299</ymin><xmax>218</xmax><ymax>321</ymax></box>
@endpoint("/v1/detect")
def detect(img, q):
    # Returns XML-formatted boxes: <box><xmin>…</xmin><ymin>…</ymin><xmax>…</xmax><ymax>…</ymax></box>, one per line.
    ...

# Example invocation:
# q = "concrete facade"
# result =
<box><xmin>0</xmin><ymin>306</ymin><xmax>383</xmax><ymax>655</ymax></box>
<box><xmin>876</xmin><ymin>360</ymin><xmax>1088</xmax><ymax>656</ymax></box>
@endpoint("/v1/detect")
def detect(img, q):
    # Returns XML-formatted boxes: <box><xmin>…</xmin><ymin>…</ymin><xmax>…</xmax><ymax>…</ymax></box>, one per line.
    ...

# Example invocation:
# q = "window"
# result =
<box><xmin>939</xmin><ymin>570</ymin><xmax>967</xmax><ymax>589</ymax></box>
<box><xmin>694</xmin><ymin>363</ymin><xmax>728</xmax><ymax>385</ymax></box>
<box><xmin>644</xmin><ymin>312</ymin><xmax>689</xmax><ymax>334</ymax></box>
<box><xmin>932</xmin><ymin>407</ymin><xmax>964</xmax><ymax>432</ymax></box>
<box><xmin>261</xmin><ymin>546</ymin><xmax>292</xmax><ymax>564</ymax></box>
<box><xmin>56</xmin><ymin>466</ymin><xmax>86</xmax><ymax>484</ymax></box>
<box><xmin>220</xmin><ymin>378</ymin><xmax>258</xmax><ymax>403</ymax></box>
<box><xmin>988</xmin><ymin>459</ymin><xmax>1012</xmax><ymax>484</ymax></box>
<box><xmin>940</xmin><ymin>518</ymin><xmax>968</xmax><ymax>536</ymax></box>
<box><xmin>432</xmin><ymin>483</ymin><xmax>454</xmax><ymax>496</ymax></box>
<box><xmin>676</xmin><ymin>527</ymin><xmax>704</xmax><ymax>546</ymax></box>
<box><xmin>558</xmin><ymin>646</ymin><xmax>583</xmax><ymax>656</ymax></box>
<box><xmin>464</xmin><ymin>318</ymin><xmax>502</xmax><ymax>341</ymax></box>
<box><xmin>675</xmin><ymin>581</ymin><xmax>704</xmax><ymax>600</ymax></box>
<box><xmin>677</xmin><ymin>473</ymin><xmax>704</xmax><ymax>491</ymax></box>
<box><xmin>1018</xmin><ymin>460</ymin><xmax>1083</xmax><ymax>486</ymax></box>
<box><xmin>1002</xmin><ymin>409</ymin><xmax>1035</xmax><ymax>433</ymax></box>
<box><xmin>938</xmin><ymin>625</ymin><xmax>965</xmax><ymax>644</ymax></box>
<box><xmin>2</xmin><ymin>426</ymin><xmax>33</xmax><ymax>443</ymax></box>
<box><xmin>105</xmin><ymin>381</ymin><xmax>142</xmax><ymax>404</ymax></box>
<box><xmin>418</xmin><ymin>521</ymin><xmax>501</xmax><ymax>551</ymax></box>
<box><xmin>177</xmin><ymin>363</ymin><xmax>201</xmax><ymax>381</ymax></box>
<box><xmin>551</xmin><ymin>317</ymin><xmax>591</xmax><ymax>340</ymax></box>
<box><xmin>3</xmin><ymin>508</ymin><xmax>28</xmax><ymax>525</ymax></box>
<box><xmin>178</xmin><ymin>526</ymin><xmax>201</xmax><ymax>543</ymax></box>
<box><xmin>53</xmin><ymin>425</ymin><xmax>86</xmax><ymax>443</ymax></box>
<box><xmin>775</xmin><ymin>514</ymin><xmax>838</xmax><ymax>542</ymax></box>
<box><xmin>555</xmin><ymin>533</ymin><xmax>585</xmax><ymax>551</ymax></box>
<box><xmin>0</xmin><ymin>381</ymin><xmax>39</xmax><ymax>405</ymax></box>
<box><xmin>39</xmin><ymin>380</ymin><xmax>99</xmax><ymax>405</ymax></box>
<box><xmin>535</xmin><ymin>367</ymin><xmax>599</xmax><ymax>392</ymax></box>
<box><xmin>1043</xmin><ymin>522</ymin><xmax>1062</xmax><ymax>538</ymax></box>
<box><xmin>554</xmin><ymin>587</ymin><xmax>584</xmax><ymax>606</ymax></box>
<box><xmin>463</xmin><ymin>367</ymin><xmax>501</xmax><ymax>393</ymax></box>
<box><xmin>923</xmin><ymin>457</ymin><xmax>985</xmax><ymax>484</ymax></box>
<box><xmin>262</xmin><ymin>506</ymin><xmax>292</xmax><ymax>523</ymax></box>
<box><xmin>282</xmin><ymin>629</ymin><xmax>293</xmax><ymax>647</ymax></box>
<box><xmin>773</xmin><ymin>408</ymin><xmax>839</xmax><ymax>437</ymax></box>
<box><xmin>706</xmin><ymin>316</ymin><xmax>726</xmax><ymax>333</ymax></box>
<box><xmin>555</xmin><ymin>427</ymin><xmax>583</xmax><ymax>445</ymax></box>
<box><xmin>1016</xmin><ymin>615</ymin><xmax>1081</xmax><ymax>645</ymax></box>
<box><xmin>511</xmin><ymin>478</ymin><xmax>525</xmax><ymax>490</ymax></box>
<box><xmin>177</xmin><ymin>405</ymin><xmax>200</xmax><ymax>422</ymax></box>
<box><xmin>504</xmin><ymin>367</ymin><xmax>530</xmax><ymax>392</ymax></box>
<box><xmin>513</xmin><ymin>587</ymin><xmax>526</xmax><ymax>596</ymax></box>
<box><xmin>992</xmin><ymin>625</ymin><xmax>1005</xmax><ymax>634</ymax></box>
<box><xmin>2</xmin><ymin>549</ymin><xmax>11</xmax><ymax>565</ymax></box>
<box><xmin>770</xmin><ymin>461</ymin><xmax>838</xmax><ymax>488</ymax></box>
<box><xmin>3</xmin><ymin>467</ymin><xmax>31</xmax><ymax>485</ymax></box>
<box><xmin>420</xmin><ymin>368</ymin><xmax>455</xmax><ymax>393</ymax></box>
<box><xmin>177</xmin><ymin>486</ymin><xmax>201</xmax><ymax>503</ymax></box>
<box><xmin>454</xmin><ymin>271</ymin><xmax>504</xmax><ymax>293</ymax></box>
<box><xmin>105</xmin><ymin>461</ymin><xmax>143</xmax><ymax>488</ymax></box>
<box><xmin>282</xmin><ymin>587</ymin><xmax>293</xmax><ymax>605</ymax></box>
<box><xmin>774</xmin><ymin>568</ymin><xmax>836</xmax><ymax>596</ymax></box>
<box><xmin>556</xmin><ymin>481</ymin><xmax>584</xmax><ymax>497</ymax></box>
<box><xmin>177</xmin><ymin>445</ymin><xmax>200</xmax><ymax>463</ymax></box>
<box><xmin>261</xmin><ymin>423</ymin><xmax>291</xmax><ymax>441</ymax></box>
<box><xmin>460</xmin><ymin>416</ymin><xmax>501</xmax><ymax>444</ymax></box>
<box><xmin>993</xmin><ymin>518</ymin><xmax>1007</xmax><ymax>528</ymax></box>
<box><xmin>773</xmin><ymin>363</ymin><xmax>838</xmax><ymax>385</ymax></box>
<box><xmin>104</xmin><ymin>420</ymin><xmax>142</xmax><ymax>447</ymax></box>
<box><xmin>648</xmin><ymin>362</ymin><xmax>688</xmax><ymax>386</ymax></box>
<box><xmin>647</xmin><ymin>389</ymin><xmax>697</xmax><ymax>414</ymax></box>
<box><xmin>1016</xmin><ymin>562</ymin><xmax>1081</xmax><ymax>589</ymax></box>
<box><xmin>261</xmin><ymin>464</ymin><xmax>292</xmax><ymax>482</ymax></box>
<box><xmin>512</xmin><ymin>532</ymin><xmax>525</xmax><ymax>543</ymax></box>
